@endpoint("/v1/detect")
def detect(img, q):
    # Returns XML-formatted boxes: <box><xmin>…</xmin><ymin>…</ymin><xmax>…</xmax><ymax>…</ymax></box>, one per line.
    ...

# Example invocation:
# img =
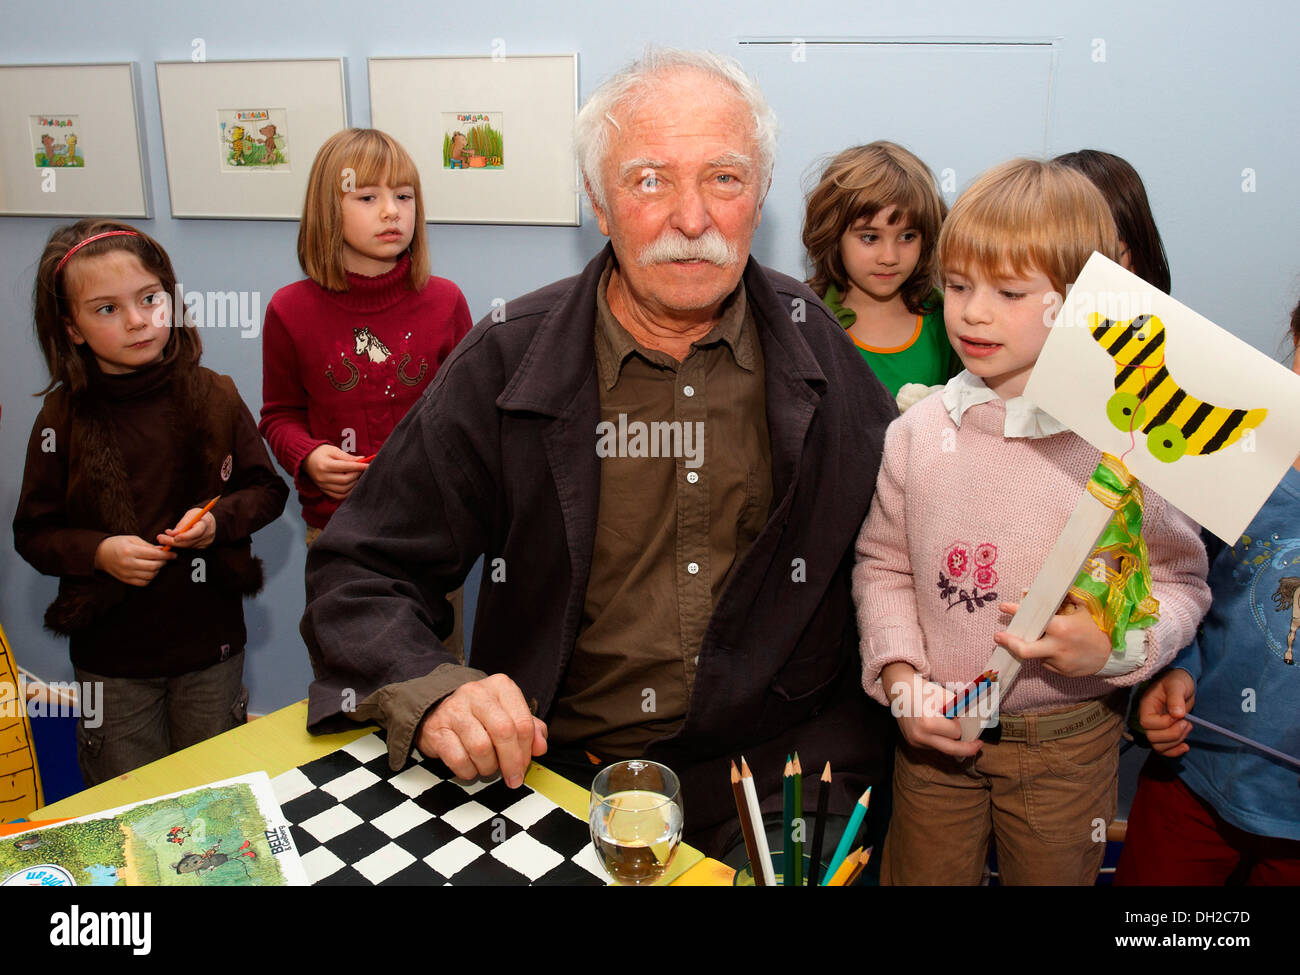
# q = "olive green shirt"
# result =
<box><xmin>547</xmin><ymin>260</ymin><xmax>773</xmax><ymax>756</ymax></box>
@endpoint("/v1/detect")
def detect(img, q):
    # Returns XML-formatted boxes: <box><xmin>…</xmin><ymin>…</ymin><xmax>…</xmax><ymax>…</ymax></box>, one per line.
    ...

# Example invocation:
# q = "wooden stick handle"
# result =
<box><xmin>956</xmin><ymin>489</ymin><xmax>1119</xmax><ymax>741</ymax></box>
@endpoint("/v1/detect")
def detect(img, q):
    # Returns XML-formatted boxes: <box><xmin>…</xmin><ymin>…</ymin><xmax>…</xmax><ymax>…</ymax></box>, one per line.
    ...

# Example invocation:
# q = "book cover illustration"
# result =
<box><xmin>218</xmin><ymin>108</ymin><xmax>289</xmax><ymax>171</ymax></box>
<box><xmin>0</xmin><ymin>773</ymin><xmax>306</xmax><ymax>886</ymax></box>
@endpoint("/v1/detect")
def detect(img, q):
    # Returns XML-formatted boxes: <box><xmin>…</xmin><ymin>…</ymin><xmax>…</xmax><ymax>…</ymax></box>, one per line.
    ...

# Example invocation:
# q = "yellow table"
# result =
<box><xmin>36</xmin><ymin>701</ymin><xmax>735</xmax><ymax>886</ymax></box>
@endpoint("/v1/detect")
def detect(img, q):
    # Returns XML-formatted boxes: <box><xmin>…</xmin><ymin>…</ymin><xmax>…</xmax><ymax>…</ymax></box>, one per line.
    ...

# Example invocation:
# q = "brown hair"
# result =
<box><xmin>33</xmin><ymin>218</ymin><xmax>201</xmax><ymax>396</ymax></box>
<box><xmin>802</xmin><ymin>141</ymin><xmax>946</xmax><ymax>314</ymax></box>
<box><xmin>298</xmin><ymin>128</ymin><xmax>430</xmax><ymax>292</ymax></box>
<box><xmin>1054</xmin><ymin>149</ymin><xmax>1171</xmax><ymax>293</ymax></box>
<box><xmin>1291</xmin><ymin>296</ymin><xmax>1300</xmax><ymax>351</ymax></box>
<box><xmin>938</xmin><ymin>158</ymin><xmax>1121</xmax><ymax>296</ymax></box>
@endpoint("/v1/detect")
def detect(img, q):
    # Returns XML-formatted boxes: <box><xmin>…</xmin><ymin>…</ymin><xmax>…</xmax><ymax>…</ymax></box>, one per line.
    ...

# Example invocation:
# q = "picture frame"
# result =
<box><xmin>155</xmin><ymin>58</ymin><xmax>348</xmax><ymax>220</ymax></box>
<box><xmin>368</xmin><ymin>54</ymin><xmax>580</xmax><ymax>226</ymax></box>
<box><xmin>0</xmin><ymin>62</ymin><xmax>150</xmax><ymax>218</ymax></box>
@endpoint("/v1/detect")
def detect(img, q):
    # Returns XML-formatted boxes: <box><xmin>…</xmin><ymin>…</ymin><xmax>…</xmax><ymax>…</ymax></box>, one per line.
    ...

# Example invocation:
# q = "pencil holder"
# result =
<box><xmin>733</xmin><ymin>852</ymin><xmax>825</xmax><ymax>887</ymax></box>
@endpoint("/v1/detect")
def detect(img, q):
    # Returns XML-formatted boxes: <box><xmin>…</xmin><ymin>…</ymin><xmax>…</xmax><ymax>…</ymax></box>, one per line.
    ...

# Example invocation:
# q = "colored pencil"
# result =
<box><xmin>161</xmin><ymin>495</ymin><xmax>220</xmax><ymax>552</ymax></box>
<box><xmin>1186</xmin><ymin>714</ymin><xmax>1300</xmax><ymax>770</ymax></box>
<box><xmin>825</xmin><ymin>847</ymin><xmax>861</xmax><ymax>887</ymax></box>
<box><xmin>807</xmin><ymin>762</ymin><xmax>831</xmax><ymax>887</ymax></box>
<box><xmin>791</xmin><ymin>753</ymin><xmax>804</xmax><ymax>887</ymax></box>
<box><xmin>730</xmin><ymin>761</ymin><xmax>766</xmax><ymax>886</ymax></box>
<box><xmin>821</xmin><ymin>785</ymin><xmax>871</xmax><ymax>885</ymax></box>
<box><xmin>944</xmin><ymin>669</ymin><xmax>998</xmax><ymax>719</ymax></box>
<box><xmin>782</xmin><ymin>756</ymin><xmax>794</xmax><ymax>885</ymax></box>
<box><xmin>844</xmin><ymin>846</ymin><xmax>872</xmax><ymax>886</ymax></box>
<box><xmin>740</xmin><ymin>757</ymin><xmax>776</xmax><ymax>887</ymax></box>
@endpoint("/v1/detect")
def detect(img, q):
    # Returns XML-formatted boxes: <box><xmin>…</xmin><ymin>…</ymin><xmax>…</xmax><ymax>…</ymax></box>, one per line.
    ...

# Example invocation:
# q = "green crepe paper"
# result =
<box><xmin>1069</xmin><ymin>458</ymin><xmax>1159</xmax><ymax>654</ymax></box>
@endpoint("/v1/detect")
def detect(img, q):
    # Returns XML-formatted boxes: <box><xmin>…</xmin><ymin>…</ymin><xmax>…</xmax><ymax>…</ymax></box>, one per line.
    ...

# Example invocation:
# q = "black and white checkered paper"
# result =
<box><xmin>271</xmin><ymin>733</ymin><xmax>607</xmax><ymax>886</ymax></box>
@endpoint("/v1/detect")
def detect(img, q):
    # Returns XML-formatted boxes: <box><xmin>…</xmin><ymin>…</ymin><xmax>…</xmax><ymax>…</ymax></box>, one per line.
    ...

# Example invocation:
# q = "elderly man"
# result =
<box><xmin>302</xmin><ymin>49</ymin><xmax>896</xmax><ymax>852</ymax></box>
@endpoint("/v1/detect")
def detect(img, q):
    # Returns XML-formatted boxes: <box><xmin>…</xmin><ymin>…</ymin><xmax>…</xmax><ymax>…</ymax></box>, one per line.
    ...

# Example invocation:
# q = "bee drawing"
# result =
<box><xmin>1089</xmin><ymin>313</ymin><xmax>1268</xmax><ymax>463</ymax></box>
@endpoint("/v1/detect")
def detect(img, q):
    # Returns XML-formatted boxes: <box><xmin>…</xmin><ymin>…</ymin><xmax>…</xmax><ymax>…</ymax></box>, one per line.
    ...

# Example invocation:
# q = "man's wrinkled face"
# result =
<box><xmin>590</xmin><ymin>71</ymin><xmax>765</xmax><ymax>323</ymax></box>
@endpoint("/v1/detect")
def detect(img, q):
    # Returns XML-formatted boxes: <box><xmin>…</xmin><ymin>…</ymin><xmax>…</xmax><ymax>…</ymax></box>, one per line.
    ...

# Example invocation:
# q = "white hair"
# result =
<box><xmin>574</xmin><ymin>48</ymin><xmax>778</xmax><ymax>211</ymax></box>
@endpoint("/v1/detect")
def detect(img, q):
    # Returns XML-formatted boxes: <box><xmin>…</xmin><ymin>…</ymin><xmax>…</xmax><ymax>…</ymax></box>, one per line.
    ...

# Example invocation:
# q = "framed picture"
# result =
<box><xmin>156</xmin><ymin>58</ymin><xmax>348</xmax><ymax>220</ymax></box>
<box><xmin>369</xmin><ymin>54</ymin><xmax>579</xmax><ymax>226</ymax></box>
<box><xmin>0</xmin><ymin>62</ymin><xmax>150</xmax><ymax>218</ymax></box>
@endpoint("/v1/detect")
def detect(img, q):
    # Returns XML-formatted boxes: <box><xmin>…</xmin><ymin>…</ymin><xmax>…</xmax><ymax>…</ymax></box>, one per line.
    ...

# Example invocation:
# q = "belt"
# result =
<box><xmin>986</xmin><ymin>698</ymin><xmax>1116</xmax><ymax>744</ymax></box>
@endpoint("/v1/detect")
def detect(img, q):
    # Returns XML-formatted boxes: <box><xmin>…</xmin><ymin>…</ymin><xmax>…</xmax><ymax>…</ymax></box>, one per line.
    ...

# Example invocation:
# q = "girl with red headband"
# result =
<box><xmin>13</xmin><ymin>218</ymin><xmax>288</xmax><ymax>785</ymax></box>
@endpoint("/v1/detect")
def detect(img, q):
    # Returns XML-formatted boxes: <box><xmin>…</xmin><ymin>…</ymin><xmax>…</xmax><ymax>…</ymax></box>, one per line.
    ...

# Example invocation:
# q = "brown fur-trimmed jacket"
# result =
<box><xmin>13</xmin><ymin>350</ymin><xmax>288</xmax><ymax>677</ymax></box>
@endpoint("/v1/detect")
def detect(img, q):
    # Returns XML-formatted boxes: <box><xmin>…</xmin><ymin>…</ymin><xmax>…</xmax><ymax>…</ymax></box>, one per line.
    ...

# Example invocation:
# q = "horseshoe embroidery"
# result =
<box><xmin>397</xmin><ymin>353</ymin><xmax>428</xmax><ymax>386</ymax></box>
<box><xmin>326</xmin><ymin>354</ymin><xmax>360</xmax><ymax>392</ymax></box>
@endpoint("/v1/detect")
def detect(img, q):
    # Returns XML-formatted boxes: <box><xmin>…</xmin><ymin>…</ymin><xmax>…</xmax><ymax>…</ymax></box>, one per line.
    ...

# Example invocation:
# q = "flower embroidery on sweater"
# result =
<box><xmin>939</xmin><ymin>540</ymin><xmax>999</xmax><ymax>613</ymax></box>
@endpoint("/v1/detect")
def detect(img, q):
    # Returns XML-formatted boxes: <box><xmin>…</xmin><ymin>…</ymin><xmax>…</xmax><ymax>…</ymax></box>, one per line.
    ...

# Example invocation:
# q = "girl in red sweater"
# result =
<box><xmin>259</xmin><ymin>129</ymin><xmax>472</xmax><ymax>545</ymax></box>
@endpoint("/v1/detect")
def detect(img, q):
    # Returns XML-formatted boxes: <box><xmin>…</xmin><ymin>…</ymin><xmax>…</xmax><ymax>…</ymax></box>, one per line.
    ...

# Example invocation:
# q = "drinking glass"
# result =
<box><xmin>588</xmin><ymin>760</ymin><xmax>683</xmax><ymax>886</ymax></box>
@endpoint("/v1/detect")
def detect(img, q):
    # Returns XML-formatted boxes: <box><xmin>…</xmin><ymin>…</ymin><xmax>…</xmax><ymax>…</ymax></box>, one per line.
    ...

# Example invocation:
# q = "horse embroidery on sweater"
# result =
<box><xmin>354</xmin><ymin>327</ymin><xmax>391</xmax><ymax>363</ymax></box>
<box><xmin>938</xmin><ymin>541</ymin><xmax>999</xmax><ymax>613</ymax></box>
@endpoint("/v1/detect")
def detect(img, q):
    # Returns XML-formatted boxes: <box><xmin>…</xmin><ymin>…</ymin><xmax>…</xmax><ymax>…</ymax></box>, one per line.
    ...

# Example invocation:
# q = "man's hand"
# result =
<box><xmin>417</xmin><ymin>674</ymin><xmax>548</xmax><ymax>788</ymax></box>
<box><xmin>94</xmin><ymin>535</ymin><xmax>176</xmax><ymax>586</ymax></box>
<box><xmin>994</xmin><ymin>595</ymin><xmax>1112</xmax><ymax>677</ymax></box>
<box><xmin>1139</xmin><ymin>668</ymin><xmax>1196</xmax><ymax>757</ymax></box>
<box><xmin>302</xmin><ymin>445</ymin><xmax>367</xmax><ymax>501</ymax></box>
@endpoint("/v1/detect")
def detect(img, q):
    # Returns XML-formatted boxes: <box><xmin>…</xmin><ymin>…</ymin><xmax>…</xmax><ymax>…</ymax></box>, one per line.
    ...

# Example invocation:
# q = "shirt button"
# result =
<box><xmin>683</xmin><ymin>385</ymin><xmax>695</xmax><ymax>397</ymax></box>
<box><xmin>686</xmin><ymin>561</ymin><xmax>699</xmax><ymax>575</ymax></box>
<box><xmin>686</xmin><ymin>471</ymin><xmax>699</xmax><ymax>484</ymax></box>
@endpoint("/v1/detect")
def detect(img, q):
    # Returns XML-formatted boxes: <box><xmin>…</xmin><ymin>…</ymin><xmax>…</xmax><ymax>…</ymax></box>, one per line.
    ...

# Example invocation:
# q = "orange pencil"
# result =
<box><xmin>826</xmin><ymin>847</ymin><xmax>863</xmax><ymax>887</ymax></box>
<box><xmin>844</xmin><ymin>847</ymin><xmax>872</xmax><ymax>886</ymax></box>
<box><xmin>162</xmin><ymin>495</ymin><xmax>220</xmax><ymax>552</ymax></box>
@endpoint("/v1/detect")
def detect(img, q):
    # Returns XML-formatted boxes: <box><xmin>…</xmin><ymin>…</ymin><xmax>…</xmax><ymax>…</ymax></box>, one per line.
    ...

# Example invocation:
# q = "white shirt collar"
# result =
<box><xmin>941</xmin><ymin>370</ymin><xmax>1071</xmax><ymax>439</ymax></box>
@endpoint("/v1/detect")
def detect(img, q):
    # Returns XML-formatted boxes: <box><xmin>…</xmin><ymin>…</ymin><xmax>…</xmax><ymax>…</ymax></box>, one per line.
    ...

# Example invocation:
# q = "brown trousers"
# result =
<box><xmin>881</xmin><ymin>707</ymin><xmax>1121</xmax><ymax>885</ymax></box>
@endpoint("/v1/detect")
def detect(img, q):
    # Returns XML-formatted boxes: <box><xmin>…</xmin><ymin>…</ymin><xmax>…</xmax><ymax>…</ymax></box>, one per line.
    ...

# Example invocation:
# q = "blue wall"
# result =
<box><xmin>2</xmin><ymin>0</ymin><xmax>1297</xmax><ymax>715</ymax></box>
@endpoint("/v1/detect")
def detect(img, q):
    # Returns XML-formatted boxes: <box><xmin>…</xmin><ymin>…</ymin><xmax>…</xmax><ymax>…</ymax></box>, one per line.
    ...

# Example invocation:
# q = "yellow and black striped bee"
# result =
<box><xmin>1089</xmin><ymin>313</ymin><xmax>1267</xmax><ymax>462</ymax></box>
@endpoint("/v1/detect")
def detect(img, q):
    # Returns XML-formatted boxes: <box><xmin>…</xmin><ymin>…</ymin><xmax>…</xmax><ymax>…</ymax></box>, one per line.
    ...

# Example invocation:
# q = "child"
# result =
<box><xmin>802</xmin><ymin>141</ymin><xmax>953</xmax><ymax>398</ymax></box>
<box><xmin>1055</xmin><ymin>149</ymin><xmax>1171</xmax><ymax>292</ymax></box>
<box><xmin>13</xmin><ymin>219</ymin><xmax>288</xmax><ymax>786</ymax></box>
<box><xmin>259</xmin><ymin>129</ymin><xmax>472</xmax><ymax>643</ymax></box>
<box><xmin>1115</xmin><ymin>300</ymin><xmax>1300</xmax><ymax>885</ymax></box>
<box><xmin>853</xmin><ymin>159</ymin><xmax>1210</xmax><ymax>885</ymax></box>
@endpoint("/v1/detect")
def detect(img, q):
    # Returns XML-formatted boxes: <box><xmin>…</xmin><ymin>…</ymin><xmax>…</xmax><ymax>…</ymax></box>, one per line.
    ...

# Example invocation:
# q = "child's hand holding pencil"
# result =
<box><xmin>882</xmin><ymin>662</ymin><xmax>983</xmax><ymax>758</ymax></box>
<box><xmin>157</xmin><ymin>496</ymin><xmax>219</xmax><ymax>551</ymax></box>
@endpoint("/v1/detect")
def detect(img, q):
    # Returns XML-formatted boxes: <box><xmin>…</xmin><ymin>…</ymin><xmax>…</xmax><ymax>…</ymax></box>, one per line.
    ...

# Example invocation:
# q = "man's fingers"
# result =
<box><xmin>531</xmin><ymin>718</ymin><xmax>548</xmax><ymax>757</ymax></box>
<box><xmin>451</xmin><ymin>713</ymin><xmax>501</xmax><ymax>780</ymax></box>
<box><xmin>428</xmin><ymin>727</ymin><xmax>478</xmax><ymax>781</ymax></box>
<box><xmin>472</xmin><ymin>698</ymin><xmax>528</xmax><ymax>787</ymax></box>
<box><xmin>471</xmin><ymin>680</ymin><xmax>536</xmax><ymax>787</ymax></box>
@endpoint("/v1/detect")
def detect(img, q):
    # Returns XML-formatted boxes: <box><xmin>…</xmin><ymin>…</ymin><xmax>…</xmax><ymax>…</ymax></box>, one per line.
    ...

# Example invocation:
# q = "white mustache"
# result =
<box><xmin>636</xmin><ymin>229</ymin><xmax>738</xmax><ymax>267</ymax></box>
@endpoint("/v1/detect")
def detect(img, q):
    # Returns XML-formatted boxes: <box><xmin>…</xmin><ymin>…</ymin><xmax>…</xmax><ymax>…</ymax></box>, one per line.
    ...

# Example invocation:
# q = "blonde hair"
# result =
<box><xmin>802</xmin><ymin>141</ymin><xmax>946</xmax><ymax>313</ymax></box>
<box><xmin>298</xmin><ymin>128</ymin><xmax>430</xmax><ymax>292</ymax></box>
<box><xmin>938</xmin><ymin>158</ymin><xmax>1120</xmax><ymax>295</ymax></box>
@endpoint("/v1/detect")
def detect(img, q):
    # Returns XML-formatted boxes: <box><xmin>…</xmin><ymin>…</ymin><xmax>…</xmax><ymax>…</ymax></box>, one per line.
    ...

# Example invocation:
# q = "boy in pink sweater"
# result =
<box><xmin>854</xmin><ymin>159</ymin><xmax>1210</xmax><ymax>885</ymax></box>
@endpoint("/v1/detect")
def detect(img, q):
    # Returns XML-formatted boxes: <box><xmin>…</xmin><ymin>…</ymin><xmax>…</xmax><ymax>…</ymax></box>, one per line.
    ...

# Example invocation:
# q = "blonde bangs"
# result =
<box><xmin>939</xmin><ymin>158</ymin><xmax>1120</xmax><ymax>293</ymax></box>
<box><xmin>298</xmin><ymin>128</ymin><xmax>430</xmax><ymax>292</ymax></box>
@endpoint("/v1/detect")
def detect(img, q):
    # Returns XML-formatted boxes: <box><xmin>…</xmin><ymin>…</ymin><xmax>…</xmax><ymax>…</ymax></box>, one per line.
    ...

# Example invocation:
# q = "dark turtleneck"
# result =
<box><xmin>13</xmin><ymin>334</ymin><xmax>288</xmax><ymax>678</ymax></box>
